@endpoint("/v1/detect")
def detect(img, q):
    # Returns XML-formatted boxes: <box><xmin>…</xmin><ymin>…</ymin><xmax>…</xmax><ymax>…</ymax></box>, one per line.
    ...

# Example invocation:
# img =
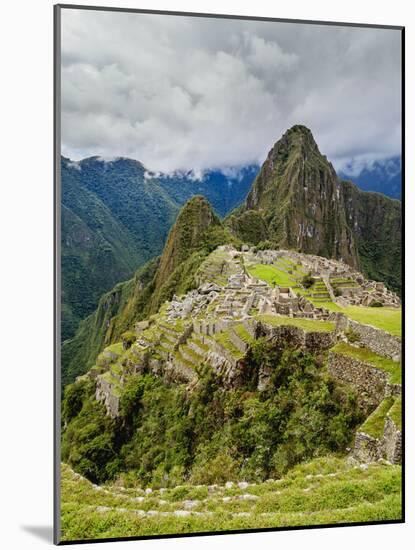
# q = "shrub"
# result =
<box><xmin>345</xmin><ymin>328</ymin><xmax>360</xmax><ymax>343</ymax></box>
<box><xmin>190</xmin><ymin>452</ymin><xmax>240</xmax><ymax>485</ymax></box>
<box><xmin>256</xmin><ymin>240</ymin><xmax>275</xmax><ymax>251</ymax></box>
<box><xmin>301</xmin><ymin>272</ymin><xmax>314</xmax><ymax>289</ymax></box>
<box><xmin>121</xmin><ymin>330</ymin><xmax>136</xmax><ymax>349</ymax></box>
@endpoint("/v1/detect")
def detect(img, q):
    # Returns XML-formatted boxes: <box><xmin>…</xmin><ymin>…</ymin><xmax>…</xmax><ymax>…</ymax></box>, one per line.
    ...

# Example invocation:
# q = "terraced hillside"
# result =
<box><xmin>61</xmin><ymin>457</ymin><xmax>401</xmax><ymax>541</ymax></box>
<box><xmin>61</xmin><ymin>241</ymin><xmax>402</xmax><ymax>540</ymax></box>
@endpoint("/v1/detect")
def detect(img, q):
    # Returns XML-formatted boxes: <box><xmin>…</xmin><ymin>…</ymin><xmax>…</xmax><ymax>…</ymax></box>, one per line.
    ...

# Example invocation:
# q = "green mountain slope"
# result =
<box><xmin>61</xmin><ymin>158</ymin><xmax>255</xmax><ymax>340</ymax></box>
<box><xmin>61</xmin><ymin>457</ymin><xmax>401</xmax><ymax>540</ymax></box>
<box><xmin>341</xmin><ymin>180</ymin><xmax>402</xmax><ymax>293</ymax></box>
<box><xmin>60</xmin><ymin>186</ymin><xmax>402</xmax><ymax>538</ymax></box>
<box><xmin>61</xmin><ymin>157</ymin><xmax>181</xmax><ymax>340</ymax></box>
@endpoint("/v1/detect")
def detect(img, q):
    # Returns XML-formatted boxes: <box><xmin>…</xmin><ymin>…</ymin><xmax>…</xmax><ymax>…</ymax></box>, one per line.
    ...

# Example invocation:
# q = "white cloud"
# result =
<box><xmin>60</xmin><ymin>9</ymin><xmax>402</xmax><ymax>176</ymax></box>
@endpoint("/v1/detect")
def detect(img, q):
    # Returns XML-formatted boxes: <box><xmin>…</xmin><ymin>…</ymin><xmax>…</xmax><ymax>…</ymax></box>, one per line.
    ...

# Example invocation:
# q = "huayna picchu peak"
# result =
<box><xmin>227</xmin><ymin>125</ymin><xmax>401</xmax><ymax>293</ymax></box>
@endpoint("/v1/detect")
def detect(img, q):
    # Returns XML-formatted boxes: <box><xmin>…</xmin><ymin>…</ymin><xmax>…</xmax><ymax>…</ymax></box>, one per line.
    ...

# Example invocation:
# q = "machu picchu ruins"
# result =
<box><xmin>86</xmin><ymin>245</ymin><xmax>401</xmax><ymax>466</ymax></box>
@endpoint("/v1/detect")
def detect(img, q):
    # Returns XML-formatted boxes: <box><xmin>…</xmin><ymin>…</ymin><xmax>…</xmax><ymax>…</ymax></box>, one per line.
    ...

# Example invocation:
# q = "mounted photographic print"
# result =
<box><xmin>54</xmin><ymin>4</ymin><xmax>404</xmax><ymax>544</ymax></box>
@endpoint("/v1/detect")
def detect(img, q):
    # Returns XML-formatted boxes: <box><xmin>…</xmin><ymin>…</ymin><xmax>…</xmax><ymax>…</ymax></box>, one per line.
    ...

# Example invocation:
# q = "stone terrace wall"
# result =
<box><xmin>348</xmin><ymin>318</ymin><xmax>401</xmax><ymax>361</ymax></box>
<box><xmin>328</xmin><ymin>351</ymin><xmax>389</xmax><ymax>411</ymax></box>
<box><xmin>353</xmin><ymin>415</ymin><xmax>402</xmax><ymax>464</ymax></box>
<box><xmin>259</xmin><ymin>323</ymin><xmax>337</xmax><ymax>353</ymax></box>
<box><xmin>383</xmin><ymin>416</ymin><xmax>402</xmax><ymax>463</ymax></box>
<box><xmin>353</xmin><ymin>432</ymin><xmax>382</xmax><ymax>462</ymax></box>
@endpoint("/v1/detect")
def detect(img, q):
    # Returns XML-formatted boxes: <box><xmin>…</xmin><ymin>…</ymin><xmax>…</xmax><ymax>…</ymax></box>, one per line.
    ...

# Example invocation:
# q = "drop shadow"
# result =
<box><xmin>21</xmin><ymin>525</ymin><xmax>53</xmax><ymax>543</ymax></box>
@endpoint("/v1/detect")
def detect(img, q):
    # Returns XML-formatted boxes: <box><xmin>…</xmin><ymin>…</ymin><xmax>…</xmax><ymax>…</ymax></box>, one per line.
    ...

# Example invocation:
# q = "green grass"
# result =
<box><xmin>331</xmin><ymin>342</ymin><xmax>401</xmax><ymax>385</ymax></box>
<box><xmin>173</xmin><ymin>350</ymin><xmax>197</xmax><ymax>371</ymax></box>
<box><xmin>342</xmin><ymin>306</ymin><xmax>401</xmax><ymax>338</ymax></box>
<box><xmin>247</xmin><ymin>264</ymin><xmax>297</xmax><ymax>288</ymax></box>
<box><xmin>191</xmin><ymin>336</ymin><xmax>209</xmax><ymax>353</ymax></box>
<box><xmin>360</xmin><ymin>398</ymin><xmax>394</xmax><ymax>438</ymax></box>
<box><xmin>180</xmin><ymin>344</ymin><xmax>204</xmax><ymax>363</ymax></box>
<box><xmin>60</xmin><ymin>457</ymin><xmax>402</xmax><ymax>541</ymax></box>
<box><xmin>234</xmin><ymin>323</ymin><xmax>255</xmax><ymax>344</ymax></box>
<box><xmin>105</xmin><ymin>343</ymin><xmax>124</xmax><ymax>355</ymax></box>
<box><xmin>214</xmin><ymin>332</ymin><xmax>245</xmax><ymax>360</ymax></box>
<box><xmin>197</xmin><ymin>249</ymin><xmax>239</xmax><ymax>286</ymax></box>
<box><xmin>388</xmin><ymin>398</ymin><xmax>402</xmax><ymax>431</ymax></box>
<box><xmin>257</xmin><ymin>315</ymin><xmax>335</xmax><ymax>333</ymax></box>
<box><xmin>313</xmin><ymin>301</ymin><xmax>342</xmax><ymax>312</ymax></box>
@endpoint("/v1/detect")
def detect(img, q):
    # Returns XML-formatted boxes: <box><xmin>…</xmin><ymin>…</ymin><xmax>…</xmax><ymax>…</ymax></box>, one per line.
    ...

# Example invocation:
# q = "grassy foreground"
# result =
<box><xmin>61</xmin><ymin>457</ymin><xmax>401</xmax><ymax>541</ymax></box>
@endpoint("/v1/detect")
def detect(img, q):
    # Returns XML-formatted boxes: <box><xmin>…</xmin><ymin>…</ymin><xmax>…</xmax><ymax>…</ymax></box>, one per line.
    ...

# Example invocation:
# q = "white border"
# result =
<box><xmin>1</xmin><ymin>1</ymin><xmax>412</xmax><ymax>548</ymax></box>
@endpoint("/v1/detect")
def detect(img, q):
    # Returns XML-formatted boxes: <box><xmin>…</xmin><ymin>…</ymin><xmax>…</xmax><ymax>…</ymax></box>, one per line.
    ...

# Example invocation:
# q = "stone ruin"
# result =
<box><xmin>249</xmin><ymin>248</ymin><xmax>401</xmax><ymax>309</ymax></box>
<box><xmin>166</xmin><ymin>260</ymin><xmax>334</xmax><ymax>324</ymax></box>
<box><xmin>92</xmin><ymin>245</ymin><xmax>402</xmax><ymax>464</ymax></box>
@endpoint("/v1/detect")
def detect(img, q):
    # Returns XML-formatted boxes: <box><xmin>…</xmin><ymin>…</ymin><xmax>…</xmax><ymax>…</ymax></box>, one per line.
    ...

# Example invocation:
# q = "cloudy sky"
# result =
<box><xmin>60</xmin><ymin>8</ymin><xmax>402</xmax><ymax>175</ymax></box>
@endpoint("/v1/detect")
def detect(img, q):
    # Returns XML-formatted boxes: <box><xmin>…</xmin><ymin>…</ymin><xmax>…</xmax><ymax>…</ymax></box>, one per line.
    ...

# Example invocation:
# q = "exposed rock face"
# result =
<box><xmin>229</xmin><ymin>125</ymin><xmax>401</xmax><ymax>293</ymax></box>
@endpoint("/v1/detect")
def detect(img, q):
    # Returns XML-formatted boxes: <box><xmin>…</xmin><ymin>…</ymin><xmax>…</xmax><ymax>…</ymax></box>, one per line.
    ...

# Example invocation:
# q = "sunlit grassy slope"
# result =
<box><xmin>342</xmin><ymin>306</ymin><xmax>401</xmax><ymax>338</ymax></box>
<box><xmin>247</xmin><ymin>264</ymin><xmax>298</xmax><ymax>287</ymax></box>
<box><xmin>61</xmin><ymin>457</ymin><xmax>401</xmax><ymax>541</ymax></box>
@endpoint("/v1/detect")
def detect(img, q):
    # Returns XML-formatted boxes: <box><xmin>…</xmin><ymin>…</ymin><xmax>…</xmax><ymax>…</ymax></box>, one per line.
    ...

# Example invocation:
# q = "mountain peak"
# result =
<box><xmin>271</xmin><ymin>124</ymin><xmax>320</xmax><ymax>158</ymax></box>
<box><xmin>236</xmin><ymin>125</ymin><xmax>360</xmax><ymax>268</ymax></box>
<box><xmin>153</xmin><ymin>196</ymin><xmax>220</xmax><ymax>291</ymax></box>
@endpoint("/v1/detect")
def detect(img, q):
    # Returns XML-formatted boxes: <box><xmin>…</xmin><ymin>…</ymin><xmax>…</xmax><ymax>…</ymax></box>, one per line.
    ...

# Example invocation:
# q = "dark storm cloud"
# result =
<box><xmin>61</xmin><ymin>9</ymin><xmax>401</xmax><ymax>174</ymax></box>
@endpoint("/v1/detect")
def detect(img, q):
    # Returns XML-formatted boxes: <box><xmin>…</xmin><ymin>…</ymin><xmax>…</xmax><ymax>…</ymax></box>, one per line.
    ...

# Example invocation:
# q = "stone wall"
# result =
<box><xmin>336</xmin><ymin>314</ymin><xmax>401</xmax><ymax>361</ymax></box>
<box><xmin>328</xmin><ymin>351</ymin><xmax>388</xmax><ymax>411</ymax></box>
<box><xmin>383</xmin><ymin>416</ymin><xmax>402</xmax><ymax>463</ymax></box>
<box><xmin>228</xmin><ymin>329</ymin><xmax>249</xmax><ymax>354</ymax></box>
<box><xmin>352</xmin><ymin>431</ymin><xmax>382</xmax><ymax>462</ymax></box>
<box><xmin>259</xmin><ymin>323</ymin><xmax>337</xmax><ymax>353</ymax></box>
<box><xmin>95</xmin><ymin>377</ymin><xmax>120</xmax><ymax>418</ymax></box>
<box><xmin>352</xmin><ymin>414</ymin><xmax>402</xmax><ymax>465</ymax></box>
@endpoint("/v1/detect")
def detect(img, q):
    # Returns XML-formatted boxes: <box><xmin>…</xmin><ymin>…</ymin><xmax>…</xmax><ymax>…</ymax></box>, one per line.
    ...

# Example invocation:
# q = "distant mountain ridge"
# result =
<box><xmin>339</xmin><ymin>156</ymin><xmax>401</xmax><ymax>200</ymax></box>
<box><xmin>61</xmin><ymin>157</ymin><xmax>256</xmax><ymax>339</ymax></box>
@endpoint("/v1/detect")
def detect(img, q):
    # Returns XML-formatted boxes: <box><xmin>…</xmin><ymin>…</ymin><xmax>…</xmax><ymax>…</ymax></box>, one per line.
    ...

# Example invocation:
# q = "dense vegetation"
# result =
<box><xmin>62</xmin><ymin>344</ymin><xmax>362</xmax><ymax>487</ymax></box>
